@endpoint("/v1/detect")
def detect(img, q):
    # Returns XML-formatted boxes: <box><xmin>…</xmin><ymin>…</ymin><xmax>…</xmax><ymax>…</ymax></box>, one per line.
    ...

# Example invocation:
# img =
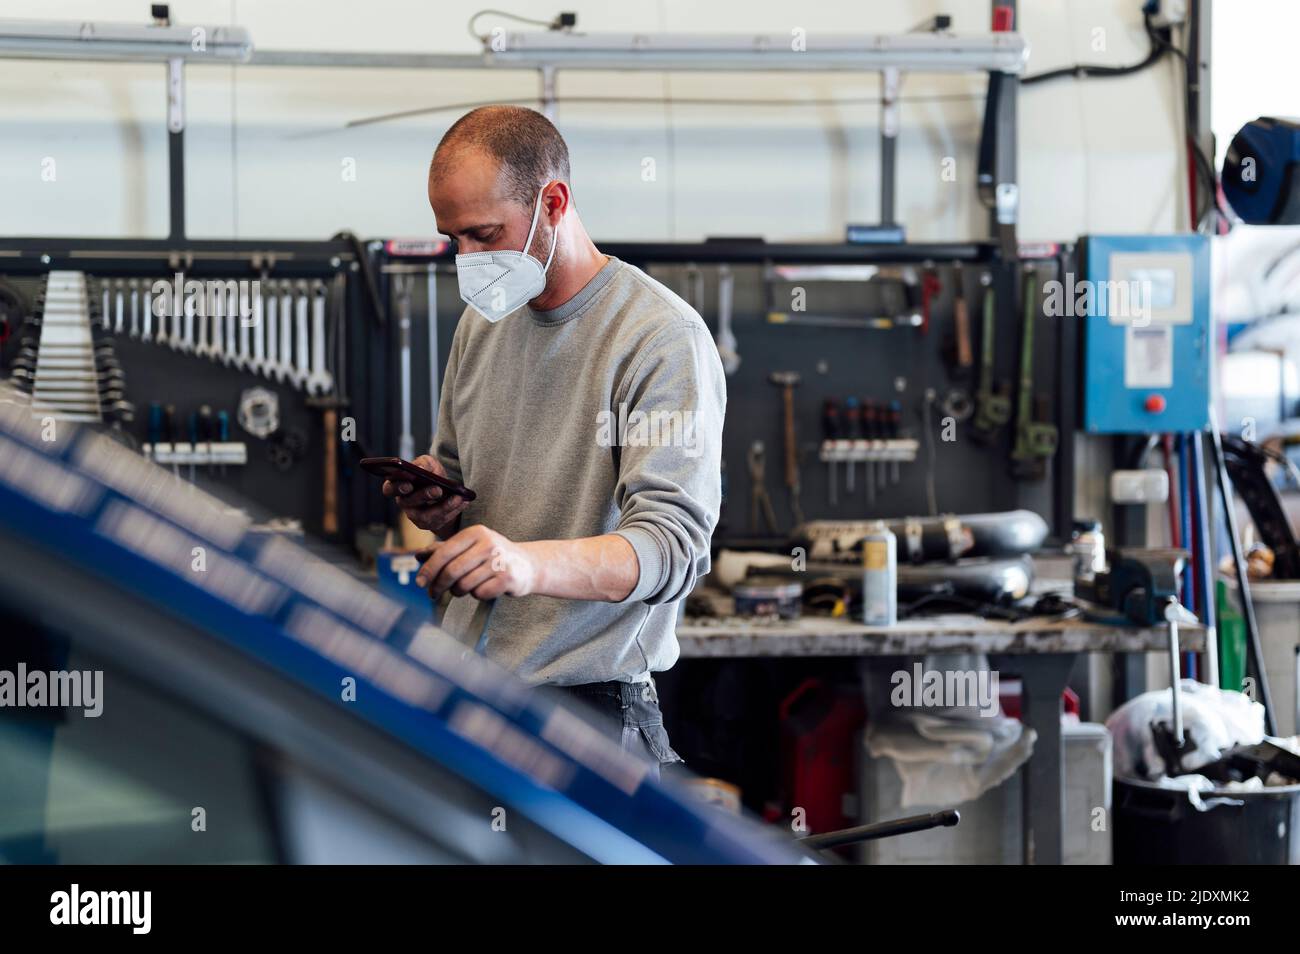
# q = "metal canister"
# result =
<box><xmin>861</xmin><ymin>520</ymin><xmax>897</xmax><ymax>626</ymax></box>
<box><xmin>1069</xmin><ymin>519</ymin><xmax>1106</xmax><ymax>583</ymax></box>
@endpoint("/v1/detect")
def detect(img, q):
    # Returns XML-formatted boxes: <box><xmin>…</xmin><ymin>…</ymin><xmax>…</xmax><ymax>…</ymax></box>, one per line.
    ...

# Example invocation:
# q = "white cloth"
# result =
<box><xmin>866</xmin><ymin>710</ymin><xmax>1036</xmax><ymax>808</ymax></box>
<box><xmin>1105</xmin><ymin>680</ymin><xmax>1265</xmax><ymax>781</ymax></box>
<box><xmin>862</xmin><ymin>653</ymin><xmax>1035</xmax><ymax>809</ymax></box>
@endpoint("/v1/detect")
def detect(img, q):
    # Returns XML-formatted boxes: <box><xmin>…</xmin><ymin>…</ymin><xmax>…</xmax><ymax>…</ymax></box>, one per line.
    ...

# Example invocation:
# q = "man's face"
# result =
<box><xmin>429</xmin><ymin>151</ymin><xmax>546</xmax><ymax>260</ymax></box>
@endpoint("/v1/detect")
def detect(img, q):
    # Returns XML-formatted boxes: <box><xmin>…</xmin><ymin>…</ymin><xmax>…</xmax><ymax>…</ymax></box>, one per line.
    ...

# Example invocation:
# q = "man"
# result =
<box><xmin>384</xmin><ymin>105</ymin><xmax>726</xmax><ymax>779</ymax></box>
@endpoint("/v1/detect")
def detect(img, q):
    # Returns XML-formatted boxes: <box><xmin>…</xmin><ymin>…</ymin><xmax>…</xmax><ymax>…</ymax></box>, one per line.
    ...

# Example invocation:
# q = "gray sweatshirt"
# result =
<box><xmin>432</xmin><ymin>255</ymin><xmax>726</xmax><ymax>687</ymax></box>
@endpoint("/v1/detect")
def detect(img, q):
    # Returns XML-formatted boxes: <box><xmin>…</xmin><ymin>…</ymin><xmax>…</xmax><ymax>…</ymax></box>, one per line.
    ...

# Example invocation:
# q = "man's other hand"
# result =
<box><xmin>415</xmin><ymin>525</ymin><xmax>539</xmax><ymax>600</ymax></box>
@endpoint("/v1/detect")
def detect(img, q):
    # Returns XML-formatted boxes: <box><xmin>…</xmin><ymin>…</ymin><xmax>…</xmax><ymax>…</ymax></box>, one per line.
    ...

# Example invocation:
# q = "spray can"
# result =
<box><xmin>862</xmin><ymin>520</ymin><xmax>897</xmax><ymax>626</ymax></box>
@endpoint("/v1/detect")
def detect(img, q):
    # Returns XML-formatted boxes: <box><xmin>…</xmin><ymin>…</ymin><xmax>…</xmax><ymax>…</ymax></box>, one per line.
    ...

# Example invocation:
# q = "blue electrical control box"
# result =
<box><xmin>1081</xmin><ymin>233</ymin><xmax>1211</xmax><ymax>434</ymax></box>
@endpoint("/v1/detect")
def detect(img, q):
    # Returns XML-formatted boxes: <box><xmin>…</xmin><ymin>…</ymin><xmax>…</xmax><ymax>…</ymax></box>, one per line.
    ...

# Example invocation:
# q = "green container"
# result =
<box><xmin>1216</xmin><ymin>578</ymin><xmax>1247</xmax><ymax>693</ymax></box>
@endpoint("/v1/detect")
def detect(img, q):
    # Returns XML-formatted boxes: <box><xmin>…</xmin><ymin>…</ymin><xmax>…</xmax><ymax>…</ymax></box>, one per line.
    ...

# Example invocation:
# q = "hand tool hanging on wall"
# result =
<box><xmin>142</xmin><ymin>281</ymin><xmax>154</xmax><ymax>343</ymax></box>
<box><xmin>763</xmin><ymin>264</ymin><xmax>924</xmax><ymax>330</ymax></box>
<box><xmin>153</xmin><ymin>278</ymin><xmax>170</xmax><ymax>347</ymax></box>
<box><xmin>265</xmin><ymin>279</ymin><xmax>280</xmax><ymax>378</ymax></box>
<box><xmin>113</xmin><ymin>279</ymin><xmax>125</xmax><ymax>336</ymax></box>
<box><xmin>919</xmin><ymin>267</ymin><xmax>941</xmax><ymax>337</ymax></box>
<box><xmin>684</xmin><ymin>262</ymin><xmax>704</xmax><ymax>316</ymax></box>
<box><xmin>186</xmin><ymin>409</ymin><xmax>201</xmax><ymax>482</ymax></box>
<box><xmin>294</xmin><ymin>279</ymin><xmax>311</xmax><ymax>389</ymax></box>
<box><xmin>309</xmin><ymin>272</ymin><xmax>350</xmax><ymax>537</ymax></box>
<box><xmin>821</xmin><ymin>398</ymin><xmax>840</xmax><ymax>506</ymax></box>
<box><xmin>941</xmin><ymin>263</ymin><xmax>976</xmax><ymax>421</ymax></box>
<box><xmin>950</xmin><ymin>264</ymin><xmax>974</xmax><ymax>374</ymax></box>
<box><xmin>217</xmin><ymin>409</ymin><xmax>230</xmax><ymax>477</ymax></box>
<box><xmin>971</xmin><ymin>271</ymin><xmax>1011</xmax><ymax>443</ymax></box>
<box><xmin>98</xmin><ymin>279</ymin><xmax>109</xmax><ymax>332</ymax></box>
<box><xmin>865</xmin><ymin>400</ymin><xmax>886</xmax><ymax>496</ymax></box>
<box><xmin>232</xmin><ymin>280</ymin><xmax>246</xmax><ymax>369</ymax></box>
<box><xmin>250</xmin><ymin>274</ymin><xmax>267</xmax><ymax>376</ymax></box>
<box><xmin>715</xmin><ymin>263</ymin><xmax>740</xmax><ymax>375</ymax></box>
<box><xmin>393</xmin><ymin>272</ymin><xmax>416</xmax><ymax>462</ymax></box>
<box><xmin>194</xmin><ymin>284</ymin><xmax>212</xmax><ymax>359</ymax></box>
<box><xmin>24</xmin><ymin>272</ymin><xmax>135</xmax><ymax>427</ymax></box>
<box><xmin>887</xmin><ymin>400</ymin><xmax>903</xmax><ymax>484</ymax></box>
<box><xmin>211</xmin><ymin>284</ymin><xmax>227</xmax><ymax>361</ymax></box>
<box><xmin>843</xmin><ymin>396</ymin><xmax>860</xmax><ymax>495</ymax></box>
<box><xmin>306</xmin><ymin>279</ymin><xmax>333</xmax><ymax>396</ymax></box>
<box><xmin>163</xmin><ymin>403</ymin><xmax>180</xmax><ymax>478</ymax></box>
<box><xmin>747</xmin><ymin>440</ymin><xmax>779</xmax><ymax>535</ymax></box>
<box><xmin>220</xmin><ymin>284</ymin><xmax>234</xmax><ymax>363</ymax></box>
<box><xmin>1010</xmin><ymin>265</ymin><xmax>1059</xmax><ymax>480</ymax></box>
<box><xmin>128</xmin><ymin>279</ymin><xmax>140</xmax><ymax>339</ymax></box>
<box><xmin>279</xmin><ymin>280</ymin><xmax>294</xmax><ymax>385</ymax></box>
<box><xmin>179</xmin><ymin>284</ymin><xmax>195</xmax><ymax>354</ymax></box>
<box><xmin>427</xmin><ymin>263</ymin><xmax>439</xmax><ymax>446</ymax></box>
<box><xmin>769</xmin><ymin>371</ymin><xmax>805</xmax><ymax>527</ymax></box>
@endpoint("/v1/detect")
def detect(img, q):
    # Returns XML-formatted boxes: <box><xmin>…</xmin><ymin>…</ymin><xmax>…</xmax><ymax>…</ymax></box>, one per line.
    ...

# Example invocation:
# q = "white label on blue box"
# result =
<box><xmin>1124</xmin><ymin>325</ymin><xmax>1174</xmax><ymax>389</ymax></box>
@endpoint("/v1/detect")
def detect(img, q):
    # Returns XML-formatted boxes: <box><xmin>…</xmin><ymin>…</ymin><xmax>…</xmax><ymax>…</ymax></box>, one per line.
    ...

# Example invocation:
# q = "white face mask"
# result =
<box><xmin>454</xmin><ymin>185</ymin><xmax>559</xmax><ymax>323</ymax></box>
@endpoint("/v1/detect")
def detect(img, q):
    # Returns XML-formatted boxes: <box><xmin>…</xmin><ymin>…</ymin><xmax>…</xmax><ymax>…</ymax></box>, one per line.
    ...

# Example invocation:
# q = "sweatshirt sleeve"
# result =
<box><xmin>611</xmin><ymin>320</ymin><xmax>727</xmax><ymax>605</ymax></box>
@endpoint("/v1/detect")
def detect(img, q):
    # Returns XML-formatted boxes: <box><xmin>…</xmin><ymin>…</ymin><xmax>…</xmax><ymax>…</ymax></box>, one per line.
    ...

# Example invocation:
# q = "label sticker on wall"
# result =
<box><xmin>1124</xmin><ymin>325</ymin><xmax>1174</xmax><ymax>389</ymax></box>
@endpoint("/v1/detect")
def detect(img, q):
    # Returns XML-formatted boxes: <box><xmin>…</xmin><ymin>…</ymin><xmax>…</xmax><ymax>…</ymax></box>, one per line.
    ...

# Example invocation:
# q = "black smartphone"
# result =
<box><xmin>359</xmin><ymin>456</ymin><xmax>477</xmax><ymax>501</ymax></box>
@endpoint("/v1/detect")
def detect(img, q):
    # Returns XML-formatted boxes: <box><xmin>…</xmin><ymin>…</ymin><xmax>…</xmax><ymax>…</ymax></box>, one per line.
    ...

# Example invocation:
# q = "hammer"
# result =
<box><xmin>769</xmin><ymin>371</ymin><xmax>805</xmax><ymax>527</ymax></box>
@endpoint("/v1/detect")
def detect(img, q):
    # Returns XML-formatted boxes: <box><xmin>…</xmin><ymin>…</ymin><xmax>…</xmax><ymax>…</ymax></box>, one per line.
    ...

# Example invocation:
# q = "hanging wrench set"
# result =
<box><xmin>0</xmin><ymin>238</ymin><xmax>383</xmax><ymax>543</ymax></box>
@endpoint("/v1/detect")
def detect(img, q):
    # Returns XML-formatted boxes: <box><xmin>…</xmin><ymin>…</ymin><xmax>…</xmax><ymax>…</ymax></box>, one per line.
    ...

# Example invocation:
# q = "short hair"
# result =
<box><xmin>431</xmin><ymin>105</ymin><xmax>571</xmax><ymax>208</ymax></box>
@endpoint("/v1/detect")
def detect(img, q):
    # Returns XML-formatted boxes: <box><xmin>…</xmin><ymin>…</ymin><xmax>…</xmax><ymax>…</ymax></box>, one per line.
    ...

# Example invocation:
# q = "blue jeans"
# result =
<box><xmin>553</xmin><ymin>677</ymin><xmax>685</xmax><ymax>782</ymax></box>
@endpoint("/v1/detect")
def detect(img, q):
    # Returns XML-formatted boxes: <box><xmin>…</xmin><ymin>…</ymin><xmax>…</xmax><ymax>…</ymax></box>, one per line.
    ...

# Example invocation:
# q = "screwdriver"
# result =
<box><xmin>864</xmin><ymin>400</ymin><xmax>879</xmax><ymax>502</ymax></box>
<box><xmin>187</xmin><ymin>411</ymin><xmax>199</xmax><ymax>483</ymax></box>
<box><xmin>198</xmin><ymin>405</ymin><xmax>213</xmax><ymax>478</ymax></box>
<box><xmin>843</xmin><ymin>396</ymin><xmax>861</xmax><ymax>494</ymax></box>
<box><xmin>162</xmin><ymin>403</ymin><xmax>180</xmax><ymax>480</ymax></box>
<box><xmin>822</xmin><ymin>398</ymin><xmax>840</xmax><ymax>506</ymax></box>
<box><xmin>147</xmin><ymin>401</ymin><xmax>162</xmax><ymax>448</ymax></box>
<box><xmin>888</xmin><ymin>400</ymin><xmax>903</xmax><ymax>484</ymax></box>
<box><xmin>217</xmin><ymin>409</ymin><xmax>230</xmax><ymax>478</ymax></box>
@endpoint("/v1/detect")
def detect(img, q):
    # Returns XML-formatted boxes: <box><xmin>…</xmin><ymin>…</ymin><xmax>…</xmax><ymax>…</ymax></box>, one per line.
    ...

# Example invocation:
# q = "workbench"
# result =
<box><xmin>675</xmin><ymin>612</ymin><xmax>1206</xmax><ymax>865</ymax></box>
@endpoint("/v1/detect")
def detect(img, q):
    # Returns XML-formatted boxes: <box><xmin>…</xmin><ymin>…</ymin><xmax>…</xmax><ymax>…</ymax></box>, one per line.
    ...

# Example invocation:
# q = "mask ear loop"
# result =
<box><xmin>522</xmin><ymin>185</ymin><xmax>546</xmax><ymax>257</ymax></box>
<box><xmin>525</xmin><ymin>184</ymin><xmax>561</xmax><ymax>272</ymax></box>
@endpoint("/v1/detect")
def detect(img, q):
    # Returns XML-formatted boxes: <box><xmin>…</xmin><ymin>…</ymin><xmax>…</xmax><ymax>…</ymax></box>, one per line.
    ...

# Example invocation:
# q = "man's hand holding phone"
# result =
<box><xmin>380</xmin><ymin>454</ymin><xmax>471</xmax><ymax>535</ymax></box>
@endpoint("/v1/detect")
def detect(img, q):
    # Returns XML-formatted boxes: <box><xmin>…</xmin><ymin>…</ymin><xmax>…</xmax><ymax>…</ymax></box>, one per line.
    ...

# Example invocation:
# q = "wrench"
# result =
<box><xmin>249</xmin><ymin>279</ymin><xmax>267</xmax><ymax>375</ymax></box>
<box><xmin>233</xmin><ymin>283</ymin><xmax>249</xmax><ymax>369</ymax></box>
<box><xmin>224</xmin><ymin>283</ymin><xmax>238</xmax><ymax>366</ymax></box>
<box><xmin>209</xmin><ymin>285</ymin><xmax>225</xmax><ymax>362</ymax></box>
<box><xmin>113</xmin><ymin>280</ymin><xmax>125</xmax><ymax>335</ymax></box>
<box><xmin>100</xmin><ymin>280</ymin><xmax>110</xmax><ymax>330</ymax></box>
<box><xmin>294</xmin><ymin>280</ymin><xmax>310</xmax><ymax>389</ymax></box>
<box><xmin>195</xmin><ymin>284</ymin><xmax>213</xmax><ymax>358</ymax></box>
<box><xmin>129</xmin><ymin>280</ymin><xmax>140</xmax><ymax>339</ymax></box>
<box><xmin>265</xmin><ymin>280</ymin><xmax>279</xmax><ymax>379</ymax></box>
<box><xmin>279</xmin><ymin>282</ymin><xmax>294</xmax><ymax>384</ymax></box>
<box><xmin>142</xmin><ymin>281</ymin><xmax>154</xmax><ymax>342</ymax></box>
<box><xmin>155</xmin><ymin>279</ymin><xmax>171</xmax><ymax>347</ymax></box>
<box><xmin>306</xmin><ymin>280</ymin><xmax>333</xmax><ymax>395</ymax></box>
<box><xmin>179</xmin><ymin>287</ymin><xmax>196</xmax><ymax>354</ymax></box>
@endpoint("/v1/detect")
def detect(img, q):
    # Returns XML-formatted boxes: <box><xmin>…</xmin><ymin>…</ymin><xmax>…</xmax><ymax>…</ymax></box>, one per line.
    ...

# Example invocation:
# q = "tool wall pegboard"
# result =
<box><xmin>0</xmin><ymin>238</ymin><xmax>377</xmax><ymax>544</ymax></box>
<box><xmin>627</xmin><ymin>247</ymin><xmax>1078</xmax><ymax>545</ymax></box>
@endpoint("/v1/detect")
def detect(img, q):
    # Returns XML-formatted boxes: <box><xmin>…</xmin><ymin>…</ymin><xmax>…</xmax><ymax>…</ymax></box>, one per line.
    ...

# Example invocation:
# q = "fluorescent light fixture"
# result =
<box><xmin>483</xmin><ymin>31</ymin><xmax>1028</xmax><ymax>74</ymax></box>
<box><xmin>0</xmin><ymin>18</ymin><xmax>252</xmax><ymax>63</ymax></box>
